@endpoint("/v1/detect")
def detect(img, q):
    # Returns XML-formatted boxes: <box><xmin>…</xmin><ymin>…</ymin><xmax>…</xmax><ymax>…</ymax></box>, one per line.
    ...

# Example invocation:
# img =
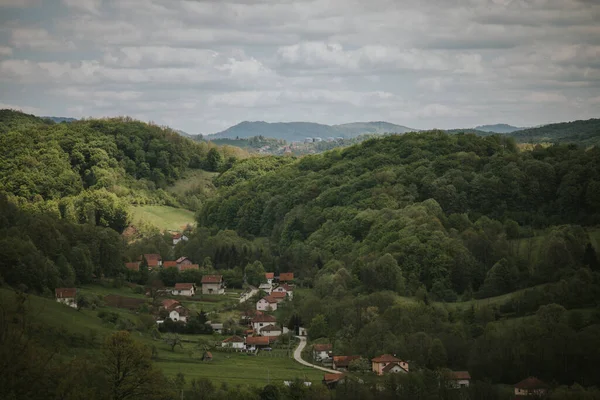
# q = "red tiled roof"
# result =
<box><xmin>143</xmin><ymin>254</ymin><xmax>162</xmax><ymax>267</ymax></box>
<box><xmin>448</xmin><ymin>371</ymin><xmax>471</xmax><ymax>380</ymax></box>
<box><xmin>171</xmin><ymin>306</ymin><xmax>189</xmax><ymax>316</ymax></box>
<box><xmin>270</xmin><ymin>291</ymin><xmax>287</xmax><ymax>299</ymax></box>
<box><xmin>280</xmin><ymin>284</ymin><xmax>293</xmax><ymax>291</ymax></box>
<box><xmin>125</xmin><ymin>262</ymin><xmax>140</xmax><ymax>271</ymax></box>
<box><xmin>323</xmin><ymin>373</ymin><xmax>344</xmax><ymax>383</ymax></box>
<box><xmin>265</xmin><ymin>272</ymin><xmax>275</xmax><ymax>279</ymax></box>
<box><xmin>515</xmin><ymin>377</ymin><xmax>548</xmax><ymax>390</ymax></box>
<box><xmin>180</xmin><ymin>264</ymin><xmax>199</xmax><ymax>271</ymax></box>
<box><xmin>372</xmin><ymin>354</ymin><xmax>401</xmax><ymax>363</ymax></box>
<box><xmin>223</xmin><ymin>336</ymin><xmax>244</xmax><ymax>343</ymax></box>
<box><xmin>246</xmin><ymin>336</ymin><xmax>270</xmax><ymax>345</ymax></box>
<box><xmin>201</xmin><ymin>275</ymin><xmax>222</xmax><ymax>284</ymax></box>
<box><xmin>333</xmin><ymin>356</ymin><xmax>360</xmax><ymax>368</ymax></box>
<box><xmin>279</xmin><ymin>272</ymin><xmax>294</xmax><ymax>281</ymax></box>
<box><xmin>260</xmin><ymin>324</ymin><xmax>281</xmax><ymax>332</ymax></box>
<box><xmin>176</xmin><ymin>256</ymin><xmax>189</xmax><ymax>264</ymax></box>
<box><xmin>260</xmin><ymin>296</ymin><xmax>278</xmax><ymax>304</ymax></box>
<box><xmin>162</xmin><ymin>299</ymin><xmax>180</xmax><ymax>309</ymax></box>
<box><xmin>55</xmin><ymin>288</ymin><xmax>76</xmax><ymax>298</ymax></box>
<box><xmin>252</xmin><ymin>314</ymin><xmax>277</xmax><ymax>323</ymax></box>
<box><xmin>313</xmin><ymin>344</ymin><xmax>332</xmax><ymax>352</ymax></box>
<box><xmin>174</xmin><ymin>283</ymin><xmax>194</xmax><ymax>290</ymax></box>
<box><xmin>163</xmin><ymin>261</ymin><xmax>177</xmax><ymax>268</ymax></box>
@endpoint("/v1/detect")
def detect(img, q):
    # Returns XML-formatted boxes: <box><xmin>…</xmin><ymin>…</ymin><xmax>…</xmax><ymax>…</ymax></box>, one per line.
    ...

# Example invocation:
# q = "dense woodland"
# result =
<box><xmin>2</xmin><ymin>109</ymin><xmax>600</xmax><ymax>399</ymax></box>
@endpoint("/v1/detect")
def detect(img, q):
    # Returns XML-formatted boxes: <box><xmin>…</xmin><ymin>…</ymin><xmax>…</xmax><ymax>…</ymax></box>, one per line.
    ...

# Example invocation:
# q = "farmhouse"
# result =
<box><xmin>332</xmin><ymin>356</ymin><xmax>360</xmax><ymax>371</ymax></box>
<box><xmin>55</xmin><ymin>288</ymin><xmax>77</xmax><ymax>309</ymax></box>
<box><xmin>176</xmin><ymin>256</ymin><xmax>192</xmax><ymax>267</ymax></box>
<box><xmin>514</xmin><ymin>377</ymin><xmax>549</xmax><ymax>398</ymax></box>
<box><xmin>259</xmin><ymin>324</ymin><xmax>282</xmax><ymax>337</ymax></box>
<box><xmin>446</xmin><ymin>371</ymin><xmax>471</xmax><ymax>389</ymax></box>
<box><xmin>222</xmin><ymin>336</ymin><xmax>245</xmax><ymax>349</ymax></box>
<box><xmin>161</xmin><ymin>299</ymin><xmax>180</xmax><ymax>309</ymax></box>
<box><xmin>278</xmin><ymin>272</ymin><xmax>294</xmax><ymax>283</ymax></box>
<box><xmin>172</xmin><ymin>233</ymin><xmax>188</xmax><ymax>245</ymax></box>
<box><xmin>322</xmin><ymin>374</ymin><xmax>345</xmax><ymax>389</ymax></box>
<box><xmin>256</xmin><ymin>296</ymin><xmax>278</xmax><ymax>311</ymax></box>
<box><xmin>141</xmin><ymin>254</ymin><xmax>162</xmax><ymax>269</ymax></box>
<box><xmin>245</xmin><ymin>335</ymin><xmax>271</xmax><ymax>351</ymax></box>
<box><xmin>313</xmin><ymin>344</ymin><xmax>332</xmax><ymax>361</ymax></box>
<box><xmin>258</xmin><ymin>283</ymin><xmax>273</xmax><ymax>294</ymax></box>
<box><xmin>371</xmin><ymin>354</ymin><xmax>409</xmax><ymax>375</ymax></box>
<box><xmin>169</xmin><ymin>306</ymin><xmax>189</xmax><ymax>322</ymax></box>
<box><xmin>125</xmin><ymin>262</ymin><xmax>140</xmax><ymax>271</ymax></box>
<box><xmin>269</xmin><ymin>291</ymin><xmax>287</xmax><ymax>303</ymax></box>
<box><xmin>163</xmin><ymin>260</ymin><xmax>177</xmax><ymax>268</ymax></box>
<box><xmin>265</xmin><ymin>272</ymin><xmax>275</xmax><ymax>284</ymax></box>
<box><xmin>251</xmin><ymin>314</ymin><xmax>277</xmax><ymax>331</ymax></box>
<box><xmin>201</xmin><ymin>275</ymin><xmax>225</xmax><ymax>295</ymax></box>
<box><xmin>210</xmin><ymin>323</ymin><xmax>224</xmax><ymax>334</ymax></box>
<box><xmin>273</xmin><ymin>283</ymin><xmax>293</xmax><ymax>299</ymax></box>
<box><xmin>172</xmin><ymin>283</ymin><xmax>195</xmax><ymax>296</ymax></box>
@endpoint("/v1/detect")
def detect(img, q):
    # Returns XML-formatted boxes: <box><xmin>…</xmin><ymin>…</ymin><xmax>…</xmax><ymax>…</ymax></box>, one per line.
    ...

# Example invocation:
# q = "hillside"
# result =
<box><xmin>209</xmin><ymin>120</ymin><xmax>416</xmax><ymax>141</ymax></box>
<box><xmin>508</xmin><ymin>118</ymin><xmax>600</xmax><ymax>146</ymax></box>
<box><xmin>474</xmin><ymin>123</ymin><xmax>525</xmax><ymax>133</ymax></box>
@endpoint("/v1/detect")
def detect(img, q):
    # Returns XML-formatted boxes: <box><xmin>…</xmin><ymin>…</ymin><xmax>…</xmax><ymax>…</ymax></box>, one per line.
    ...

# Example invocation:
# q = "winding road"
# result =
<box><xmin>293</xmin><ymin>336</ymin><xmax>342</xmax><ymax>374</ymax></box>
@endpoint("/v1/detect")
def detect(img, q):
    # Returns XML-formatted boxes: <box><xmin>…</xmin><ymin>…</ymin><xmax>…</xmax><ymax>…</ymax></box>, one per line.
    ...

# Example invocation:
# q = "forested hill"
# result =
<box><xmin>0</xmin><ymin>109</ymin><xmax>247</xmax><ymax>231</ymax></box>
<box><xmin>199</xmin><ymin>131</ymin><xmax>600</xmax><ymax>300</ymax></box>
<box><xmin>209</xmin><ymin>120</ymin><xmax>415</xmax><ymax>141</ymax></box>
<box><xmin>508</xmin><ymin>118</ymin><xmax>600</xmax><ymax>146</ymax></box>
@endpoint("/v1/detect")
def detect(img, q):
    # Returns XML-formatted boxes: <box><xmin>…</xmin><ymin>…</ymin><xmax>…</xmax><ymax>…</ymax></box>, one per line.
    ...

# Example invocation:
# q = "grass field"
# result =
<box><xmin>166</xmin><ymin>169</ymin><xmax>218</xmax><ymax>199</ymax></box>
<box><xmin>129</xmin><ymin>205</ymin><xmax>196</xmax><ymax>232</ymax></box>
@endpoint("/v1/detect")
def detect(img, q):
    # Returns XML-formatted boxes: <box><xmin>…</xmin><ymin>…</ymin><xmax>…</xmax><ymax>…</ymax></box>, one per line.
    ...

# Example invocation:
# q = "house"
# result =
<box><xmin>332</xmin><ymin>356</ymin><xmax>360</xmax><ymax>371</ymax></box>
<box><xmin>210</xmin><ymin>323</ymin><xmax>224</xmax><ymax>334</ymax></box>
<box><xmin>125</xmin><ymin>262</ymin><xmax>140</xmax><ymax>271</ymax></box>
<box><xmin>179</xmin><ymin>264</ymin><xmax>199</xmax><ymax>272</ymax></box>
<box><xmin>446</xmin><ymin>371</ymin><xmax>471</xmax><ymax>389</ymax></box>
<box><xmin>163</xmin><ymin>261</ymin><xmax>177</xmax><ymax>269</ymax></box>
<box><xmin>371</xmin><ymin>354</ymin><xmax>409</xmax><ymax>375</ymax></box>
<box><xmin>201</xmin><ymin>275</ymin><xmax>225</xmax><ymax>295</ymax></box>
<box><xmin>514</xmin><ymin>377</ymin><xmax>549</xmax><ymax>398</ymax></box>
<box><xmin>169</xmin><ymin>306</ymin><xmax>189</xmax><ymax>323</ymax></box>
<box><xmin>259</xmin><ymin>324</ymin><xmax>282</xmax><ymax>337</ymax></box>
<box><xmin>273</xmin><ymin>284</ymin><xmax>293</xmax><ymax>299</ymax></box>
<box><xmin>172</xmin><ymin>283</ymin><xmax>195</xmax><ymax>296</ymax></box>
<box><xmin>172</xmin><ymin>233</ymin><xmax>188</xmax><ymax>246</ymax></box>
<box><xmin>322</xmin><ymin>373</ymin><xmax>345</xmax><ymax>389</ymax></box>
<box><xmin>202</xmin><ymin>351</ymin><xmax>213</xmax><ymax>361</ymax></box>
<box><xmin>270</xmin><ymin>291</ymin><xmax>287</xmax><ymax>303</ymax></box>
<box><xmin>141</xmin><ymin>254</ymin><xmax>162</xmax><ymax>269</ymax></box>
<box><xmin>161</xmin><ymin>299</ymin><xmax>181</xmax><ymax>309</ymax></box>
<box><xmin>245</xmin><ymin>335</ymin><xmax>271</xmax><ymax>351</ymax></box>
<box><xmin>55</xmin><ymin>288</ymin><xmax>77</xmax><ymax>309</ymax></box>
<box><xmin>265</xmin><ymin>272</ymin><xmax>274</xmax><ymax>284</ymax></box>
<box><xmin>313</xmin><ymin>344</ymin><xmax>332</xmax><ymax>361</ymax></box>
<box><xmin>176</xmin><ymin>256</ymin><xmax>192</xmax><ymax>267</ymax></box>
<box><xmin>251</xmin><ymin>314</ymin><xmax>277</xmax><ymax>331</ymax></box>
<box><xmin>298</xmin><ymin>326</ymin><xmax>307</xmax><ymax>336</ymax></box>
<box><xmin>257</xmin><ymin>296</ymin><xmax>278</xmax><ymax>311</ymax></box>
<box><xmin>222</xmin><ymin>336</ymin><xmax>245</xmax><ymax>349</ymax></box>
<box><xmin>278</xmin><ymin>272</ymin><xmax>294</xmax><ymax>283</ymax></box>
<box><xmin>243</xmin><ymin>309</ymin><xmax>264</xmax><ymax>321</ymax></box>
<box><xmin>259</xmin><ymin>283</ymin><xmax>273</xmax><ymax>294</ymax></box>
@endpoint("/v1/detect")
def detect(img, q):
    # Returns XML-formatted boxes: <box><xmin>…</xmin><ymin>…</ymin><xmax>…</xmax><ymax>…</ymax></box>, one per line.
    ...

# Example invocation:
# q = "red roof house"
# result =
<box><xmin>163</xmin><ymin>261</ymin><xmax>177</xmax><ymax>268</ymax></box>
<box><xmin>141</xmin><ymin>254</ymin><xmax>162</xmax><ymax>268</ymax></box>
<box><xmin>333</xmin><ymin>356</ymin><xmax>360</xmax><ymax>370</ymax></box>
<box><xmin>371</xmin><ymin>354</ymin><xmax>409</xmax><ymax>375</ymax></box>
<box><xmin>279</xmin><ymin>272</ymin><xmax>294</xmax><ymax>282</ymax></box>
<box><xmin>514</xmin><ymin>377</ymin><xmax>549</xmax><ymax>398</ymax></box>
<box><xmin>125</xmin><ymin>262</ymin><xmax>140</xmax><ymax>271</ymax></box>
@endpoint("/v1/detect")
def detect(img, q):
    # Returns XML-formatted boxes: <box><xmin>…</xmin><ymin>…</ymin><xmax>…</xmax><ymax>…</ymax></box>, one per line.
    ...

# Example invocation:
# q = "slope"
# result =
<box><xmin>508</xmin><ymin>118</ymin><xmax>600</xmax><ymax>146</ymax></box>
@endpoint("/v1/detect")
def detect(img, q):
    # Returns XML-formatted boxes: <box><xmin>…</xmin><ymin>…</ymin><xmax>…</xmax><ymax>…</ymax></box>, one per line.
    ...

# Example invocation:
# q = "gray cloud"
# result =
<box><xmin>0</xmin><ymin>0</ymin><xmax>598</xmax><ymax>133</ymax></box>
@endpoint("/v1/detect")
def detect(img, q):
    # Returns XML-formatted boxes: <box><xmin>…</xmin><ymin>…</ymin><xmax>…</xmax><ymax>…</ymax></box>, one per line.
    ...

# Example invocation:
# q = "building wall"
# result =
<box><xmin>222</xmin><ymin>342</ymin><xmax>244</xmax><ymax>348</ymax></box>
<box><xmin>256</xmin><ymin>300</ymin><xmax>277</xmax><ymax>311</ymax></box>
<box><xmin>261</xmin><ymin>330</ymin><xmax>282</xmax><ymax>337</ymax></box>
<box><xmin>202</xmin><ymin>283</ymin><xmax>224</xmax><ymax>295</ymax></box>
<box><xmin>169</xmin><ymin>310</ymin><xmax>187</xmax><ymax>323</ymax></box>
<box><xmin>57</xmin><ymin>297</ymin><xmax>77</xmax><ymax>309</ymax></box>
<box><xmin>172</xmin><ymin>288</ymin><xmax>194</xmax><ymax>296</ymax></box>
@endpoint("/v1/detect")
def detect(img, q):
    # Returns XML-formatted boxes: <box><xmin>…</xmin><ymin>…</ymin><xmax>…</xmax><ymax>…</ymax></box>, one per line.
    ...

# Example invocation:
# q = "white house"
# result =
<box><xmin>172</xmin><ymin>283</ymin><xmax>195</xmax><ymax>296</ymax></box>
<box><xmin>259</xmin><ymin>283</ymin><xmax>273</xmax><ymax>294</ymax></box>
<box><xmin>371</xmin><ymin>354</ymin><xmax>409</xmax><ymax>375</ymax></box>
<box><xmin>172</xmin><ymin>233</ymin><xmax>189</xmax><ymax>246</ymax></box>
<box><xmin>446</xmin><ymin>371</ymin><xmax>471</xmax><ymax>389</ymax></box>
<box><xmin>514</xmin><ymin>377</ymin><xmax>549</xmax><ymax>397</ymax></box>
<box><xmin>201</xmin><ymin>275</ymin><xmax>225</xmax><ymax>295</ymax></box>
<box><xmin>273</xmin><ymin>284</ymin><xmax>293</xmax><ymax>299</ymax></box>
<box><xmin>298</xmin><ymin>326</ymin><xmax>307</xmax><ymax>336</ymax></box>
<box><xmin>259</xmin><ymin>324</ymin><xmax>282</xmax><ymax>337</ymax></box>
<box><xmin>313</xmin><ymin>344</ymin><xmax>332</xmax><ymax>361</ymax></box>
<box><xmin>257</xmin><ymin>296</ymin><xmax>278</xmax><ymax>311</ymax></box>
<box><xmin>210</xmin><ymin>323</ymin><xmax>224</xmax><ymax>334</ymax></box>
<box><xmin>55</xmin><ymin>288</ymin><xmax>77</xmax><ymax>309</ymax></box>
<box><xmin>265</xmin><ymin>272</ymin><xmax>274</xmax><ymax>285</ymax></box>
<box><xmin>252</xmin><ymin>314</ymin><xmax>277</xmax><ymax>332</ymax></box>
<box><xmin>169</xmin><ymin>307</ymin><xmax>189</xmax><ymax>323</ymax></box>
<box><xmin>222</xmin><ymin>336</ymin><xmax>245</xmax><ymax>349</ymax></box>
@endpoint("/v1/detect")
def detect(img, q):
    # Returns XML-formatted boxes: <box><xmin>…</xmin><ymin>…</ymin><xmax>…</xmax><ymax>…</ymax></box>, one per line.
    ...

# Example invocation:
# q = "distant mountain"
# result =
<box><xmin>209</xmin><ymin>121</ymin><xmax>417</xmax><ymax>141</ymax></box>
<box><xmin>41</xmin><ymin>116</ymin><xmax>77</xmax><ymax>123</ymax></box>
<box><xmin>475</xmin><ymin>124</ymin><xmax>526</xmax><ymax>133</ymax></box>
<box><xmin>175</xmin><ymin>129</ymin><xmax>201</xmax><ymax>138</ymax></box>
<box><xmin>508</xmin><ymin>118</ymin><xmax>600</xmax><ymax>146</ymax></box>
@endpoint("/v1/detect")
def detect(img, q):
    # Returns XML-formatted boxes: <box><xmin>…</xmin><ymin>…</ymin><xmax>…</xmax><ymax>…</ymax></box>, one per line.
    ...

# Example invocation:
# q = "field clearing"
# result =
<box><xmin>79</xmin><ymin>283</ymin><xmax>147</xmax><ymax>299</ymax></box>
<box><xmin>166</xmin><ymin>169</ymin><xmax>217</xmax><ymax>198</ymax></box>
<box><xmin>130</xmin><ymin>205</ymin><xmax>196</xmax><ymax>232</ymax></box>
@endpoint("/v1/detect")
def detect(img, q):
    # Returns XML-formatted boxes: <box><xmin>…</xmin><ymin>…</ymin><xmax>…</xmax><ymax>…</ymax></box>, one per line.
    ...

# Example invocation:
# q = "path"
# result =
<box><xmin>239</xmin><ymin>285</ymin><xmax>258</xmax><ymax>303</ymax></box>
<box><xmin>293</xmin><ymin>336</ymin><xmax>341</xmax><ymax>374</ymax></box>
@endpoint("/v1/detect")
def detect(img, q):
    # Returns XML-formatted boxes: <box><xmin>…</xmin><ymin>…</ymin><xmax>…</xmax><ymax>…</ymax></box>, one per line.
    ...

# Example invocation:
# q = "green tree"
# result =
<box><xmin>428</xmin><ymin>338</ymin><xmax>447</xmax><ymax>369</ymax></box>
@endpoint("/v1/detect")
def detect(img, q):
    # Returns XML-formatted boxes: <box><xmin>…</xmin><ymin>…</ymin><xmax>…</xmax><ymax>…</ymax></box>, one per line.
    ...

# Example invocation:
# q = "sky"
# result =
<box><xmin>0</xmin><ymin>0</ymin><xmax>599</xmax><ymax>134</ymax></box>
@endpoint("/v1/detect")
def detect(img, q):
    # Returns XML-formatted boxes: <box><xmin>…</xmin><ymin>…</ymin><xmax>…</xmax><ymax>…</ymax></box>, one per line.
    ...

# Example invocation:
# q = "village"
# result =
<box><xmin>53</xmin><ymin>250</ymin><xmax>549</xmax><ymax>398</ymax></box>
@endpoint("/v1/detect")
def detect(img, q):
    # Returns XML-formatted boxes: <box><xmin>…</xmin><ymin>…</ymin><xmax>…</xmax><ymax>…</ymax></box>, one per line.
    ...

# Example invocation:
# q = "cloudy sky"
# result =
<box><xmin>0</xmin><ymin>0</ymin><xmax>599</xmax><ymax>134</ymax></box>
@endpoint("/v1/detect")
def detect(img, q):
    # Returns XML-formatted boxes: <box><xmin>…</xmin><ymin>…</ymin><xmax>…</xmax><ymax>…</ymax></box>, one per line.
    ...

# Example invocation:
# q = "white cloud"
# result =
<box><xmin>523</xmin><ymin>92</ymin><xmax>568</xmax><ymax>103</ymax></box>
<box><xmin>11</xmin><ymin>28</ymin><xmax>75</xmax><ymax>51</ymax></box>
<box><xmin>0</xmin><ymin>102</ymin><xmax>41</xmax><ymax>114</ymax></box>
<box><xmin>0</xmin><ymin>46</ymin><xmax>13</xmax><ymax>57</ymax></box>
<box><xmin>0</xmin><ymin>0</ymin><xmax>40</xmax><ymax>7</ymax></box>
<box><xmin>61</xmin><ymin>0</ymin><xmax>102</xmax><ymax>14</ymax></box>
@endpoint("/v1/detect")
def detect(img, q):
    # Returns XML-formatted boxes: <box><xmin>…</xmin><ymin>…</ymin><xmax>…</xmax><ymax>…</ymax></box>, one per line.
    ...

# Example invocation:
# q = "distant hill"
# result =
<box><xmin>474</xmin><ymin>123</ymin><xmax>526</xmax><ymax>133</ymax></box>
<box><xmin>508</xmin><ymin>118</ymin><xmax>600</xmax><ymax>146</ymax></box>
<box><xmin>41</xmin><ymin>116</ymin><xmax>77</xmax><ymax>123</ymax></box>
<box><xmin>208</xmin><ymin>121</ymin><xmax>417</xmax><ymax>141</ymax></box>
